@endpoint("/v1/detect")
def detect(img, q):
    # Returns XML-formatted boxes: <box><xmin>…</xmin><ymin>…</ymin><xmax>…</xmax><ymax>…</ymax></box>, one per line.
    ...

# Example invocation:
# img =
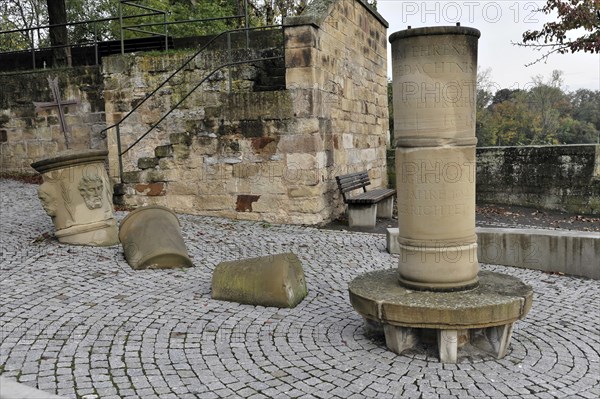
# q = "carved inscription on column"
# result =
<box><xmin>396</xmin><ymin>146</ymin><xmax>476</xmax><ymax>241</ymax></box>
<box><xmin>391</xmin><ymin>33</ymin><xmax>479</xmax><ymax>139</ymax></box>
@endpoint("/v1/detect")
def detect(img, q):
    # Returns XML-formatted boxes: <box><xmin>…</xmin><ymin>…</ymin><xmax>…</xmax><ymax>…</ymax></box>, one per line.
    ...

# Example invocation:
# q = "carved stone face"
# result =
<box><xmin>78</xmin><ymin>175</ymin><xmax>104</xmax><ymax>210</ymax></box>
<box><xmin>38</xmin><ymin>183</ymin><xmax>57</xmax><ymax>217</ymax></box>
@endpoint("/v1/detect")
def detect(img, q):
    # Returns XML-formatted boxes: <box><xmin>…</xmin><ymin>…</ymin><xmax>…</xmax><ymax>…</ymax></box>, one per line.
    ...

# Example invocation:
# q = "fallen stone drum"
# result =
<box><xmin>31</xmin><ymin>150</ymin><xmax>119</xmax><ymax>246</ymax></box>
<box><xmin>119</xmin><ymin>205</ymin><xmax>193</xmax><ymax>269</ymax></box>
<box><xmin>390</xmin><ymin>26</ymin><xmax>480</xmax><ymax>291</ymax></box>
<box><xmin>212</xmin><ymin>253</ymin><xmax>307</xmax><ymax>308</ymax></box>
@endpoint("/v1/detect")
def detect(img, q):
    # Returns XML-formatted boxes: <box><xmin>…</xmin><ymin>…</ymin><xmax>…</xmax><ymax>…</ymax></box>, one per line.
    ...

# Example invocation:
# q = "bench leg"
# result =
<box><xmin>376</xmin><ymin>196</ymin><xmax>394</xmax><ymax>219</ymax></box>
<box><xmin>348</xmin><ymin>204</ymin><xmax>377</xmax><ymax>227</ymax></box>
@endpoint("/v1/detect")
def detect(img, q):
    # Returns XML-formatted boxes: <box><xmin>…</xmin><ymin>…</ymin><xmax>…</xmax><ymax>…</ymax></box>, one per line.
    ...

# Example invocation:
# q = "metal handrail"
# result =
<box><xmin>122</xmin><ymin>55</ymin><xmax>284</xmax><ymax>156</ymax></box>
<box><xmin>98</xmin><ymin>25</ymin><xmax>284</xmax><ymax>180</ymax></box>
<box><xmin>0</xmin><ymin>7</ymin><xmax>249</xmax><ymax>69</ymax></box>
<box><xmin>101</xmin><ymin>25</ymin><xmax>280</xmax><ymax>137</ymax></box>
<box><xmin>0</xmin><ymin>13</ymin><xmax>160</xmax><ymax>36</ymax></box>
<box><xmin>0</xmin><ymin>12</ymin><xmax>165</xmax><ymax>70</ymax></box>
<box><xmin>119</xmin><ymin>0</ymin><xmax>169</xmax><ymax>54</ymax></box>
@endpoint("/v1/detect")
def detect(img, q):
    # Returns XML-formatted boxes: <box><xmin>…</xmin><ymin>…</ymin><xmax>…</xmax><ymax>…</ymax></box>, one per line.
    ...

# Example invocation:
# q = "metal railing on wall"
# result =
<box><xmin>99</xmin><ymin>25</ymin><xmax>284</xmax><ymax>182</ymax></box>
<box><xmin>0</xmin><ymin>0</ymin><xmax>251</xmax><ymax>71</ymax></box>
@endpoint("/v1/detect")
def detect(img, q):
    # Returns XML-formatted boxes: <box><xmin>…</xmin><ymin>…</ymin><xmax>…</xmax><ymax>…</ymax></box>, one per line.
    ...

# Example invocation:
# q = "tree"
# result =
<box><xmin>489</xmin><ymin>92</ymin><xmax>538</xmax><ymax>146</ymax></box>
<box><xmin>569</xmin><ymin>89</ymin><xmax>600</xmax><ymax>131</ymax></box>
<box><xmin>556</xmin><ymin>117</ymin><xmax>597</xmax><ymax>144</ymax></box>
<box><xmin>1</xmin><ymin>0</ymin><xmax>46</xmax><ymax>51</ymax></box>
<box><xmin>475</xmin><ymin>67</ymin><xmax>496</xmax><ymax>146</ymax></box>
<box><xmin>476</xmin><ymin>67</ymin><xmax>495</xmax><ymax>109</ymax></box>
<box><xmin>517</xmin><ymin>0</ymin><xmax>600</xmax><ymax>65</ymax></box>
<box><xmin>491</xmin><ymin>88</ymin><xmax>523</xmax><ymax>106</ymax></box>
<box><xmin>65</xmin><ymin>0</ymin><xmax>115</xmax><ymax>43</ymax></box>
<box><xmin>527</xmin><ymin>70</ymin><xmax>570</xmax><ymax>143</ymax></box>
<box><xmin>249</xmin><ymin>1</ymin><xmax>308</xmax><ymax>25</ymax></box>
<box><xmin>47</xmin><ymin>0</ymin><xmax>70</xmax><ymax>67</ymax></box>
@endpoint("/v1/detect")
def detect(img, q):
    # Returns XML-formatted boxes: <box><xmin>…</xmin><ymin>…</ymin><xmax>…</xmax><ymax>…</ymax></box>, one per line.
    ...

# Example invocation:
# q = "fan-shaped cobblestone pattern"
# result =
<box><xmin>1</xmin><ymin>179</ymin><xmax>599</xmax><ymax>399</ymax></box>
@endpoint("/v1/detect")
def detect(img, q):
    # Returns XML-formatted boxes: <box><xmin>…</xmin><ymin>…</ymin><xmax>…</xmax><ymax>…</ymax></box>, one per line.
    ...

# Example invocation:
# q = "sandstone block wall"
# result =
<box><xmin>284</xmin><ymin>0</ymin><xmax>390</xmax><ymax>219</ymax></box>
<box><xmin>476</xmin><ymin>145</ymin><xmax>600</xmax><ymax>215</ymax></box>
<box><xmin>108</xmin><ymin>0</ymin><xmax>389</xmax><ymax>224</ymax></box>
<box><xmin>1</xmin><ymin>0</ymin><xmax>390</xmax><ymax>226</ymax></box>
<box><xmin>0</xmin><ymin>67</ymin><xmax>106</xmax><ymax>175</ymax></box>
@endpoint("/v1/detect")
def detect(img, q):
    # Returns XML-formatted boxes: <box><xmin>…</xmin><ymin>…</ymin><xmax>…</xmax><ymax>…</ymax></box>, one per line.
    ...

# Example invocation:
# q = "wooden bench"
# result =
<box><xmin>336</xmin><ymin>171</ymin><xmax>395</xmax><ymax>227</ymax></box>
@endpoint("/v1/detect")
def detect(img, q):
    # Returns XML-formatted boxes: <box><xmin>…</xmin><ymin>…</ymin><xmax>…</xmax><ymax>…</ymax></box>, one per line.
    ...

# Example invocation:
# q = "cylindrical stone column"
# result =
<box><xmin>31</xmin><ymin>150</ymin><xmax>119</xmax><ymax>246</ymax></box>
<box><xmin>390</xmin><ymin>26</ymin><xmax>480</xmax><ymax>291</ymax></box>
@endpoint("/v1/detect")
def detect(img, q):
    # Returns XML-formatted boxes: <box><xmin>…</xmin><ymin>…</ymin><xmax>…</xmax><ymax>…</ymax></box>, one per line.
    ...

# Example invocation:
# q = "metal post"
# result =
<box><xmin>30</xmin><ymin>30</ymin><xmax>36</xmax><ymax>70</ymax></box>
<box><xmin>116</xmin><ymin>125</ymin><xmax>124</xmax><ymax>183</ymax></box>
<box><xmin>119</xmin><ymin>1</ymin><xmax>125</xmax><ymax>55</ymax></box>
<box><xmin>227</xmin><ymin>31</ymin><xmax>232</xmax><ymax>93</ymax></box>
<box><xmin>244</xmin><ymin>0</ymin><xmax>249</xmax><ymax>47</ymax></box>
<box><xmin>94</xmin><ymin>22</ymin><xmax>99</xmax><ymax>65</ymax></box>
<box><xmin>164</xmin><ymin>12</ymin><xmax>168</xmax><ymax>50</ymax></box>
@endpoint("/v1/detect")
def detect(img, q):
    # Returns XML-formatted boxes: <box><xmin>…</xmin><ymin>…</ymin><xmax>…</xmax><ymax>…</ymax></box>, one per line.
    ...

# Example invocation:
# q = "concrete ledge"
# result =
<box><xmin>386</xmin><ymin>227</ymin><xmax>600</xmax><ymax>280</ymax></box>
<box><xmin>476</xmin><ymin>227</ymin><xmax>599</xmax><ymax>280</ymax></box>
<box><xmin>0</xmin><ymin>377</ymin><xmax>65</xmax><ymax>399</ymax></box>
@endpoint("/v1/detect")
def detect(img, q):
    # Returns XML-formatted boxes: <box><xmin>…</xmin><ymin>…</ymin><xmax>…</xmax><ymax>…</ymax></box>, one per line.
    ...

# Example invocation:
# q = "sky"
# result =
<box><xmin>376</xmin><ymin>0</ymin><xmax>600</xmax><ymax>92</ymax></box>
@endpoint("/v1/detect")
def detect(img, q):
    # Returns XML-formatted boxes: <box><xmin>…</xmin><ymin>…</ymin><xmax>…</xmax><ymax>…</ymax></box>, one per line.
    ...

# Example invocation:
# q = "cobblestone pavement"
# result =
<box><xmin>1</xmin><ymin>179</ymin><xmax>599</xmax><ymax>399</ymax></box>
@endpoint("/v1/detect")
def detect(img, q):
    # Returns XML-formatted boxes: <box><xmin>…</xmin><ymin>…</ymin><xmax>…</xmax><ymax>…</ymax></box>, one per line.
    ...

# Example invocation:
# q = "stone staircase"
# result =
<box><xmin>114</xmin><ymin>132</ymin><xmax>194</xmax><ymax>204</ymax></box>
<box><xmin>253</xmin><ymin>49</ymin><xmax>286</xmax><ymax>92</ymax></box>
<box><xmin>112</xmin><ymin>50</ymin><xmax>288</xmax><ymax>208</ymax></box>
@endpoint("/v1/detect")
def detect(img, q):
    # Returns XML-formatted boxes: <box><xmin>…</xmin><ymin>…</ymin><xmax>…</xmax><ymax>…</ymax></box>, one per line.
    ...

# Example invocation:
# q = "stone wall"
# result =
<box><xmin>0</xmin><ymin>0</ymin><xmax>390</xmax><ymax>225</ymax></box>
<box><xmin>387</xmin><ymin>144</ymin><xmax>600</xmax><ymax>215</ymax></box>
<box><xmin>284</xmin><ymin>0</ymin><xmax>390</xmax><ymax>220</ymax></box>
<box><xmin>476</xmin><ymin>145</ymin><xmax>600</xmax><ymax>215</ymax></box>
<box><xmin>108</xmin><ymin>0</ymin><xmax>389</xmax><ymax>224</ymax></box>
<box><xmin>0</xmin><ymin>67</ymin><xmax>105</xmax><ymax>175</ymax></box>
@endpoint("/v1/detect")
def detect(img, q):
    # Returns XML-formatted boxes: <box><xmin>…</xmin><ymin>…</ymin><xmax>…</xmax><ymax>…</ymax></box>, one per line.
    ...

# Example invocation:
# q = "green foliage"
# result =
<box><xmin>117</xmin><ymin>0</ymin><xmax>241</xmax><ymax>39</ymax></box>
<box><xmin>518</xmin><ymin>0</ymin><xmax>600</xmax><ymax>65</ymax></box>
<box><xmin>1</xmin><ymin>0</ymin><xmax>46</xmax><ymax>51</ymax></box>
<box><xmin>476</xmin><ymin>69</ymin><xmax>599</xmax><ymax>146</ymax></box>
<box><xmin>2</xmin><ymin>0</ymin><xmax>303</xmax><ymax>51</ymax></box>
<box><xmin>248</xmin><ymin>1</ymin><xmax>307</xmax><ymax>25</ymax></box>
<box><xmin>569</xmin><ymin>89</ymin><xmax>600</xmax><ymax>131</ymax></box>
<box><xmin>557</xmin><ymin>117</ymin><xmax>597</xmax><ymax>144</ymax></box>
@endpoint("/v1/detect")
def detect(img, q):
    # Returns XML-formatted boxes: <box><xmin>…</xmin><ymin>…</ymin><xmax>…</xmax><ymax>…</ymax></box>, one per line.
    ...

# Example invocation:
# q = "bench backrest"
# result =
<box><xmin>336</xmin><ymin>171</ymin><xmax>370</xmax><ymax>201</ymax></box>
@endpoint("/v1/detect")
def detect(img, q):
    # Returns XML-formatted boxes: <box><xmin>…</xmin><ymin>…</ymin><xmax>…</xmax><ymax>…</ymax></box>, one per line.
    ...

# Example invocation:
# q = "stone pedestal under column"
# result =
<box><xmin>349</xmin><ymin>269</ymin><xmax>533</xmax><ymax>363</ymax></box>
<box><xmin>348</xmin><ymin>26</ymin><xmax>533</xmax><ymax>363</ymax></box>
<box><xmin>31</xmin><ymin>150</ymin><xmax>119</xmax><ymax>246</ymax></box>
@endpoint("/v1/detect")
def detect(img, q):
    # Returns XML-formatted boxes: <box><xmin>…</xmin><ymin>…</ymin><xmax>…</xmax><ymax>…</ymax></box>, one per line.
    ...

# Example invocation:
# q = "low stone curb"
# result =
<box><xmin>387</xmin><ymin>227</ymin><xmax>600</xmax><ymax>280</ymax></box>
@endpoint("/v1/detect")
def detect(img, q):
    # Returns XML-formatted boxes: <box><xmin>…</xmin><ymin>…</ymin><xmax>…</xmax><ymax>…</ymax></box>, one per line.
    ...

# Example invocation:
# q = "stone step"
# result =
<box><xmin>122</xmin><ymin>171</ymin><xmax>141</xmax><ymax>184</ymax></box>
<box><xmin>155</xmin><ymin>144</ymin><xmax>173</xmax><ymax>158</ymax></box>
<box><xmin>121</xmin><ymin>169</ymin><xmax>168</xmax><ymax>184</ymax></box>
<box><xmin>138</xmin><ymin>157</ymin><xmax>159</xmax><ymax>170</ymax></box>
<box><xmin>260</xmin><ymin>75</ymin><xmax>286</xmax><ymax>84</ymax></box>
<box><xmin>254</xmin><ymin>83</ymin><xmax>285</xmax><ymax>92</ymax></box>
<box><xmin>169</xmin><ymin>132</ymin><xmax>193</xmax><ymax>146</ymax></box>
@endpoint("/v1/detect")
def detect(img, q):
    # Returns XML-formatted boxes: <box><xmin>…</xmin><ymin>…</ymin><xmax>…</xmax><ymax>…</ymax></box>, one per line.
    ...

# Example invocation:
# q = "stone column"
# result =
<box><xmin>31</xmin><ymin>150</ymin><xmax>119</xmax><ymax>246</ymax></box>
<box><xmin>390</xmin><ymin>27</ymin><xmax>480</xmax><ymax>291</ymax></box>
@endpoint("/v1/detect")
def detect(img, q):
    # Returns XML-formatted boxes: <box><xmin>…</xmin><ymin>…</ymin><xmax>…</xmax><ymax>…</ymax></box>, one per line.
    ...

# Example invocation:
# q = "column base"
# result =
<box><xmin>55</xmin><ymin>219</ymin><xmax>119</xmax><ymax>246</ymax></box>
<box><xmin>376</xmin><ymin>322</ymin><xmax>517</xmax><ymax>363</ymax></box>
<box><xmin>349</xmin><ymin>269</ymin><xmax>533</xmax><ymax>363</ymax></box>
